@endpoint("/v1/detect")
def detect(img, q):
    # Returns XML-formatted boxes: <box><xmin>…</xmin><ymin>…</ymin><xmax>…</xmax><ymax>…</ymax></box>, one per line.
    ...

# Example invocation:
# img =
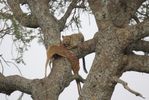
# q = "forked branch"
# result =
<box><xmin>7</xmin><ymin>0</ymin><xmax>38</xmax><ymax>28</ymax></box>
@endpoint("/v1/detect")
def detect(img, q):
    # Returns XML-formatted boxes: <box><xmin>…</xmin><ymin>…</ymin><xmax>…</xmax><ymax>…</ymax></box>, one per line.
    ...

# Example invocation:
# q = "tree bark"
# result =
<box><xmin>1</xmin><ymin>0</ymin><xmax>149</xmax><ymax>100</ymax></box>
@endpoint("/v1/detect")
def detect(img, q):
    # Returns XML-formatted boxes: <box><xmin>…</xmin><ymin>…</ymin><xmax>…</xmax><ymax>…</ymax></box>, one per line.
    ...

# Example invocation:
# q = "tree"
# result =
<box><xmin>0</xmin><ymin>0</ymin><xmax>149</xmax><ymax>100</ymax></box>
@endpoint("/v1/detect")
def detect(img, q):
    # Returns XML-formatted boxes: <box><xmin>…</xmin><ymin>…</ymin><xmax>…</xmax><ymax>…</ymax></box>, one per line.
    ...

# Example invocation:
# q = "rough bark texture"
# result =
<box><xmin>0</xmin><ymin>0</ymin><xmax>149</xmax><ymax>100</ymax></box>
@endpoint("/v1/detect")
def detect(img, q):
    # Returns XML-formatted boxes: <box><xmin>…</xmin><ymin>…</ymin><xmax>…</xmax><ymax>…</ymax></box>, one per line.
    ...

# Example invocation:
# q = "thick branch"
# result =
<box><xmin>27</xmin><ymin>0</ymin><xmax>60</xmax><ymax>47</ymax></box>
<box><xmin>0</xmin><ymin>73</ymin><xmax>32</xmax><ymax>95</ymax></box>
<box><xmin>59</xmin><ymin>0</ymin><xmax>78</xmax><ymax>31</ymax></box>
<box><xmin>125</xmin><ymin>19</ymin><xmax>149</xmax><ymax>45</ymax></box>
<box><xmin>18</xmin><ymin>0</ymin><xmax>27</xmax><ymax>4</ymax></box>
<box><xmin>88</xmin><ymin>0</ymin><xmax>145</xmax><ymax>28</ymax></box>
<box><xmin>88</xmin><ymin>0</ymin><xmax>111</xmax><ymax>30</ymax></box>
<box><xmin>123</xmin><ymin>55</ymin><xmax>149</xmax><ymax>73</ymax></box>
<box><xmin>107</xmin><ymin>0</ymin><xmax>145</xmax><ymax>27</ymax></box>
<box><xmin>126</xmin><ymin>40</ymin><xmax>149</xmax><ymax>54</ymax></box>
<box><xmin>7</xmin><ymin>0</ymin><xmax>39</xmax><ymax>28</ymax></box>
<box><xmin>73</xmin><ymin>37</ymin><xmax>96</xmax><ymax>58</ymax></box>
<box><xmin>134</xmin><ymin>19</ymin><xmax>149</xmax><ymax>39</ymax></box>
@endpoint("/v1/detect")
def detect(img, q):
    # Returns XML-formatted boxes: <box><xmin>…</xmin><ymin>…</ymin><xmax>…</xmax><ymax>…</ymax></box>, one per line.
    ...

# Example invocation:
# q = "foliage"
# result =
<box><xmin>1</xmin><ymin>0</ymin><xmax>149</xmax><ymax>100</ymax></box>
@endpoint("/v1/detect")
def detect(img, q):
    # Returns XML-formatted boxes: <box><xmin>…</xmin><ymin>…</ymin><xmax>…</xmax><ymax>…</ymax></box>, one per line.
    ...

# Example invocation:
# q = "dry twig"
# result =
<box><xmin>113</xmin><ymin>76</ymin><xmax>145</xmax><ymax>99</ymax></box>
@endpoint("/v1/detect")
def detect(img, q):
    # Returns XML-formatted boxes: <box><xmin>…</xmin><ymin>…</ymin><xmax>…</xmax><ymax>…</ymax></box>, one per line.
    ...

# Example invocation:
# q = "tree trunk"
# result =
<box><xmin>80</xmin><ymin>28</ymin><xmax>124</xmax><ymax>99</ymax></box>
<box><xmin>31</xmin><ymin>58</ymin><xmax>73</xmax><ymax>100</ymax></box>
<box><xmin>0</xmin><ymin>0</ymin><xmax>149</xmax><ymax>100</ymax></box>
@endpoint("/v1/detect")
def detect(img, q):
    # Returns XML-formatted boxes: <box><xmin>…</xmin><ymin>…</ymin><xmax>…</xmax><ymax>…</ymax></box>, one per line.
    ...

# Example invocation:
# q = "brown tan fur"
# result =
<box><xmin>62</xmin><ymin>32</ymin><xmax>88</xmax><ymax>73</ymax></box>
<box><xmin>45</xmin><ymin>45</ymin><xmax>81</xmax><ymax>95</ymax></box>
<box><xmin>62</xmin><ymin>32</ymin><xmax>84</xmax><ymax>49</ymax></box>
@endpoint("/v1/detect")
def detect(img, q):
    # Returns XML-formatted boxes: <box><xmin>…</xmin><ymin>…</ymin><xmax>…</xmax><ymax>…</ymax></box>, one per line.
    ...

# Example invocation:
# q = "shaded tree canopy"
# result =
<box><xmin>0</xmin><ymin>0</ymin><xmax>149</xmax><ymax>100</ymax></box>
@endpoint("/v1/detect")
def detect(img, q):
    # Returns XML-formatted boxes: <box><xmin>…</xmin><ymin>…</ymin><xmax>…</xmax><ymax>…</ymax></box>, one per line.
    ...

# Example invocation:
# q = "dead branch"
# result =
<box><xmin>0</xmin><ymin>55</ymin><xmax>22</xmax><ymax>75</ymax></box>
<box><xmin>59</xmin><ymin>0</ymin><xmax>78</xmax><ymax>31</ymax></box>
<box><xmin>113</xmin><ymin>76</ymin><xmax>145</xmax><ymax>99</ymax></box>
